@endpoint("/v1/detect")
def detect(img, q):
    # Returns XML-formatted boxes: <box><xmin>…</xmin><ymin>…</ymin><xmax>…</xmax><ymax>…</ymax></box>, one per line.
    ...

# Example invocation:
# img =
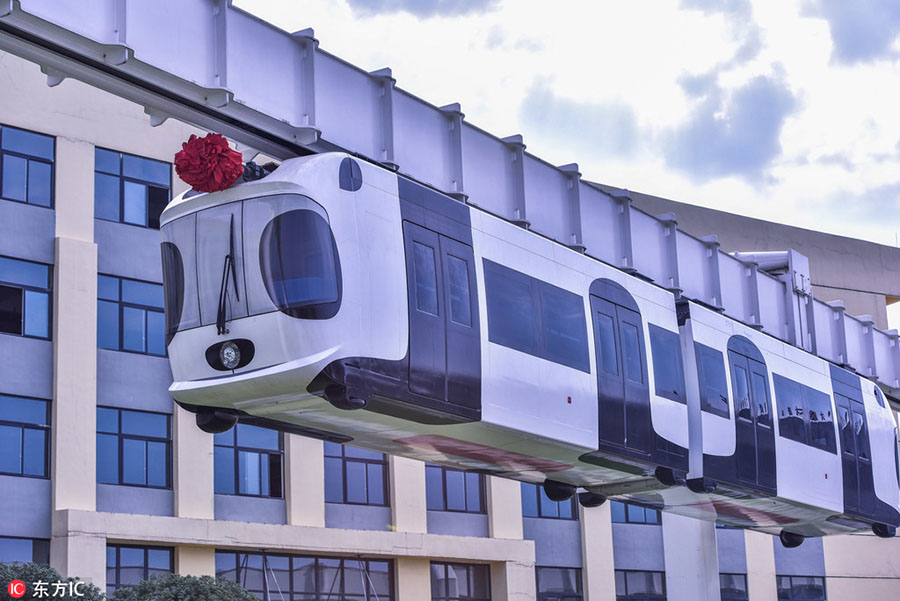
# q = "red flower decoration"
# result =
<box><xmin>174</xmin><ymin>133</ymin><xmax>244</xmax><ymax>193</ymax></box>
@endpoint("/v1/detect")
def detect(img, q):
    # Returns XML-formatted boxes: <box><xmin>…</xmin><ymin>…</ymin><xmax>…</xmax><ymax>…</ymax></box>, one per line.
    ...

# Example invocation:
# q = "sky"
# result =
<box><xmin>232</xmin><ymin>0</ymin><xmax>900</xmax><ymax>248</ymax></box>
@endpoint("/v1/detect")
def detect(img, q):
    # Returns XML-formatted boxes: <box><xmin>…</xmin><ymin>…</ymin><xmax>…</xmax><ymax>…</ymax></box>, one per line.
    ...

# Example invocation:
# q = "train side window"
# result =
<box><xmin>596</xmin><ymin>313</ymin><xmax>618</xmax><ymax>374</ymax></box>
<box><xmin>804</xmin><ymin>387</ymin><xmax>835</xmax><ymax>453</ymax></box>
<box><xmin>621</xmin><ymin>322</ymin><xmax>643</xmax><ymax>383</ymax></box>
<box><xmin>874</xmin><ymin>386</ymin><xmax>886</xmax><ymax>408</ymax></box>
<box><xmin>160</xmin><ymin>242</ymin><xmax>183</xmax><ymax>344</ymax></box>
<box><xmin>649</xmin><ymin>325</ymin><xmax>684</xmax><ymax>403</ymax></box>
<box><xmin>259</xmin><ymin>209</ymin><xmax>341</xmax><ymax>319</ymax></box>
<box><xmin>412</xmin><ymin>242</ymin><xmax>439</xmax><ymax>315</ymax></box>
<box><xmin>484</xmin><ymin>260</ymin><xmax>538</xmax><ymax>356</ymax></box>
<box><xmin>853</xmin><ymin>412</ymin><xmax>870</xmax><ymax>461</ymax></box>
<box><xmin>446</xmin><ymin>255</ymin><xmax>471</xmax><ymax>326</ymax></box>
<box><xmin>540</xmin><ymin>283</ymin><xmax>589</xmax><ymax>372</ymax></box>
<box><xmin>774</xmin><ymin>375</ymin><xmax>806</xmax><ymax>444</ymax></box>
<box><xmin>733</xmin><ymin>365</ymin><xmax>751</xmax><ymax>421</ymax></box>
<box><xmin>696</xmin><ymin>343</ymin><xmax>728</xmax><ymax>418</ymax></box>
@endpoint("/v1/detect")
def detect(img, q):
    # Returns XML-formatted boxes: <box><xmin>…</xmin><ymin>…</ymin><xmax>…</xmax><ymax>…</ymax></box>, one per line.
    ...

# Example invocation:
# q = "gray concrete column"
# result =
<box><xmin>662</xmin><ymin>513</ymin><xmax>721</xmax><ymax>601</ymax></box>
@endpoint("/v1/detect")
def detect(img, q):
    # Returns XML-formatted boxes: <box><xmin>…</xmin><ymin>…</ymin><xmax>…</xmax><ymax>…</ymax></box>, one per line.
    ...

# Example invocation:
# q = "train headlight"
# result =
<box><xmin>220</xmin><ymin>342</ymin><xmax>241</xmax><ymax>369</ymax></box>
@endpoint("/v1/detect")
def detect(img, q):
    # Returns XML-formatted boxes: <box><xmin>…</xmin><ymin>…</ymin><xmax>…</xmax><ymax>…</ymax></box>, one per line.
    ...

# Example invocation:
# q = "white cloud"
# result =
<box><xmin>235</xmin><ymin>0</ymin><xmax>900</xmax><ymax>245</ymax></box>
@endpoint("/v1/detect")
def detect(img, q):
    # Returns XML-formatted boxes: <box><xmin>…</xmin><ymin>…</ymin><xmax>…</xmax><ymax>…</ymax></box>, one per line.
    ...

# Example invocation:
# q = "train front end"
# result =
<box><xmin>159</xmin><ymin>153</ymin><xmax>396</xmax><ymax>433</ymax></box>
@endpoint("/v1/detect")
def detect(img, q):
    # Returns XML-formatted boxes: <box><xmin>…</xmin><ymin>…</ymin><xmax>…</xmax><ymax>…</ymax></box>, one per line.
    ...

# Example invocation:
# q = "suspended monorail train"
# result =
<box><xmin>159</xmin><ymin>153</ymin><xmax>900</xmax><ymax>546</ymax></box>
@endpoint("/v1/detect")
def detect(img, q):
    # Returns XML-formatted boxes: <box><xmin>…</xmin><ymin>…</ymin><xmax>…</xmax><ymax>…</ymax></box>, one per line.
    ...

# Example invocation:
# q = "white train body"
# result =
<box><xmin>160</xmin><ymin>153</ymin><xmax>900</xmax><ymax>540</ymax></box>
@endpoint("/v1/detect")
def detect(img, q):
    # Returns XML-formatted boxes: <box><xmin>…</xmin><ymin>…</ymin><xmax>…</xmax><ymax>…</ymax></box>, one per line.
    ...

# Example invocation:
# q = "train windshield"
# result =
<box><xmin>259</xmin><ymin>208</ymin><xmax>342</xmax><ymax>319</ymax></box>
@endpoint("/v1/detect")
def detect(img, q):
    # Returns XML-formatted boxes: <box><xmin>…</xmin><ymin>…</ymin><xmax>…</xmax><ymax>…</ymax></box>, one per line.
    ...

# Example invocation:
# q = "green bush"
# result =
<box><xmin>109</xmin><ymin>573</ymin><xmax>256</xmax><ymax>601</ymax></box>
<box><xmin>0</xmin><ymin>562</ymin><xmax>104</xmax><ymax>601</ymax></box>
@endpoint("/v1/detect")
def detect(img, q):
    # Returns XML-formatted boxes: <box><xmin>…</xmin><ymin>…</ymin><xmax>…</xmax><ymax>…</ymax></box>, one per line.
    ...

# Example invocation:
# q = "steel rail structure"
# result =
<box><xmin>1</xmin><ymin>0</ymin><xmax>898</xmax><ymax>402</ymax></box>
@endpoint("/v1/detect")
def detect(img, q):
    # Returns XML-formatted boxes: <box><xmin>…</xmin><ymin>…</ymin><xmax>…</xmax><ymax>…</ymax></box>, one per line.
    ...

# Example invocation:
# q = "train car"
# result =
<box><xmin>616</xmin><ymin>301</ymin><xmax>900</xmax><ymax>545</ymax></box>
<box><xmin>159</xmin><ymin>152</ymin><xmax>692</xmax><ymax>504</ymax></box>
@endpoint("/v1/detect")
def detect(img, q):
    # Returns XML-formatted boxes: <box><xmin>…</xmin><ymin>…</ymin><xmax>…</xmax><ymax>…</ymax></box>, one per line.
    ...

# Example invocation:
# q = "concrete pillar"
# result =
<box><xmin>580</xmin><ymin>502</ymin><xmax>616</xmax><ymax>601</ymax></box>
<box><xmin>173</xmin><ymin>405</ymin><xmax>215</xmax><ymax>519</ymax></box>
<box><xmin>486</xmin><ymin>476</ymin><xmax>523</xmax><ymax>539</ymax></box>
<box><xmin>823</xmin><ymin>533</ymin><xmax>900</xmax><ymax>599</ymax></box>
<box><xmin>50</xmin><ymin>524</ymin><xmax>106</xmax><ymax>586</ymax></box>
<box><xmin>389</xmin><ymin>455</ymin><xmax>427</xmax><ymax>533</ymax></box>
<box><xmin>490</xmin><ymin>559</ymin><xmax>536</xmax><ymax>601</ymax></box>
<box><xmin>285</xmin><ymin>435</ymin><xmax>326</xmax><ymax>527</ymax></box>
<box><xmin>176</xmin><ymin>545</ymin><xmax>216</xmax><ymax>577</ymax></box>
<box><xmin>744</xmin><ymin>531</ymin><xmax>777</xmax><ymax>601</ymax></box>
<box><xmin>662</xmin><ymin>513</ymin><xmax>721</xmax><ymax>601</ymax></box>
<box><xmin>395</xmin><ymin>557</ymin><xmax>431</xmax><ymax>601</ymax></box>
<box><xmin>51</xmin><ymin>137</ymin><xmax>98</xmax><ymax>514</ymax></box>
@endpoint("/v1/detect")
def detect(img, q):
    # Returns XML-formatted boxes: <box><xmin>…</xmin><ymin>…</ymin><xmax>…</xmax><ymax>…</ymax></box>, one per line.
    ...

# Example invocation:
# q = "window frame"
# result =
<box><xmin>649</xmin><ymin>324</ymin><xmax>686</xmax><ymax>404</ymax></box>
<box><xmin>483</xmin><ymin>259</ymin><xmax>590</xmax><ymax>372</ymax></box>
<box><xmin>0</xmin><ymin>394</ymin><xmax>50</xmax><ymax>479</ymax></box>
<box><xmin>430</xmin><ymin>562</ymin><xmax>491</xmax><ymax>601</ymax></box>
<box><xmin>94</xmin><ymin>147</ymin><xmax>172</xmax><ymax>229</ymax></box>
<box><xmin>719</xmin><ymin>573</ymin><xmax>749</xmax><ymax>601</ymax></box>
<box><xmin>106</xmin><ymin>544</ymin><xmax>174</xmax><ymax>595</ymax></box>
<box><xmin>776</xmin><ymin>575</ymin><xmax>827</xmax><ymax>601</ymax></box>
<box><xmin>774</xmin><ymin>374</ymin><xmax>837</xmax><ymax>454</ymax></box>
<box><xmin>425</xmin><ymin>462</ymin><xmax>486</xmax><ymax>514</ymax></box>
<box><xmin>614</xmin><ymin>569</ymin><xmax>667</xmax><ymax>601</ymax></box>
<box><xmin>97</xmin><ymin>274</ymin><xmax>167</xmax><ymax>357</ymax></box>
<box><xmin>324</xmin><ymin>442</ymin><xmax>390</xmax><ymax>507</ymax></box>
<box><xmin>536</xmin><ymin>566</ymin><xmax>583</xmax><ymax>601</ymax></box>
<box><xmin>0</xmin><ymin>255</ymin><xmax>52</xmax><ymax>340</ymax></box>
<box><xmin>521</xmin><ymin>482</ymin><xmax>578</xmax><ymax>521</ymax></box>
<box><xmin>216</xmin><ymin>550</ymin><xmax>395</xmax><ymax>600</ymax></box>
<box><xmin>0</xmin><ymin>124</ymin><xmax>55</xmax><ymax>209</ymax></box>
<box><xmin>0</xmin><ymin>536</ymin><xmax>50</xmax><ymax>566</ymax></box>
<box><xmin>610</xmin><ymin>501</ymin><xmax>661</xmax><ymax>525</ymax></box>
<box><xmin>213</xmin><ymin>424</ymin><xmax>284</xmax><ymax>498</ymax></box>
<box><xmin>695</xmin><ymin>342</ymin><xmax>730</xmax><ymax>418</ymax></box>
<box><xmin>96</xmin><ymin>406</ymin><xmax>172</xmax><ymax>489</ymax></box>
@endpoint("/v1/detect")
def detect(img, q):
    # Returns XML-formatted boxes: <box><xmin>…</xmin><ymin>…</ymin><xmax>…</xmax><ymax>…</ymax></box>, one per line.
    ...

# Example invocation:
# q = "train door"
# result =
<box><xmin>590</xmin><ymin>280</ymin><xmax>650</xmax><ymax>456</ymax></box>
<box><xmin>835</xmin><ymin>393</ymin><xmax>874</xmax><ymax>516</ymax></box>
<box><xmin>403</xmin><ymin>221</ymin><xmax>480</xmax><ymax>410</ymax></box>
<box><xmin>727</xmin><ymin>337</ymin><xmax>776</xmax><ymax>493</ymax></box>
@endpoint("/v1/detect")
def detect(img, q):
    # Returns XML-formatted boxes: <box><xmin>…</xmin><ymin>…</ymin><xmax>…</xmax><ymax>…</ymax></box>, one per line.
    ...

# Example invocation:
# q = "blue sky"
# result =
<box><xmin>236</xmin><ymin>0</ymin><xmax>900</xmax><ymax>249</ymax></box>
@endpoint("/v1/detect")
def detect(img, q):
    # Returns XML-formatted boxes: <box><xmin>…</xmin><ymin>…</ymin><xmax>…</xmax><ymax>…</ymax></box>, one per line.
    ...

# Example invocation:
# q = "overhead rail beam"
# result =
<box><xmin>1</xmin><ymin>0</ymin><xmax>898</xmax><ymax>398</ymax></box>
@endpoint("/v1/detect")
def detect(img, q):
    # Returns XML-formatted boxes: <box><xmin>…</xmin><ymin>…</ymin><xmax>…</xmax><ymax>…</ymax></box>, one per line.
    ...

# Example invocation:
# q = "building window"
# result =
<box><xmin>97</xmin><ymin>274</ymin><xmax>166</xmax><ymax>356</ymax></box>
<box><xmin>777</xmin><ymin>575</ymin><xmax>826</xmax><ymax>600</ymax></box>
<box><xmin>324</xmin><ymin>442</ymin><xmax>389</xmax><ymax>506</ymax></box>
<box><xmin>720</xmin><ymin>574</ymin><xmax>748</xmax><ymax>601</ymax></box>
<box><xmin>610</xmin><ymin>501</ymin><xmax>661</xmax><ymax>525</ymax></box>
<box><xmin>97</xmin><ymin>407</ymin><xmax>171</xmax><ymax>488</ymax></box>
<box><xmin>537</xmin><ymin>566</ymin><xmax>582</xmax><ymax>600</ymax></box>
<box><xmin>95</xmin><ymin>148</ymin><xmax>170</xmax><ymax>228</ymax></box>
<box><xmin>615</xmin><ymin>570</ymin><xmax>666</xmax><ymax>601</ymax></box>
<box><xmin>214</xmin><ymin>424</ymin><xmax>283</xmax><ymax>498</ymax></box>
<box><xmin>0</xmin><ymin>255</ymin><xmax>51</xmax><ymax>339</ymax></box>
<box><xmin>425</xmin><ymin>463</ymin><xmax>485</xmax><ymax>513</ymax></box>
<box><xmin>431</xmin><ymin>562</ymin><xmax>491</xmax><ymax>601</ymax></box>
<box><xmin>216</xmin><ymin>551</ymin><xmax>393</xmax><ymax>600</ymax></box>
<box><xmin>0</xmin><ymin>394</ymin><xmax>49</xmax><ymax>478</ymax></box>
<box><xmin>0</xmin><ymin>536</ymin><xmax>49</xmax><ymax>565</ymax></box>
<box><xmin>106</xmin><ymin>545</ymin><xmax>173</xmax><ymax>595</ymax></box>
<box><xmin>0</xmin><ymin>125</ymin><xmax>54</xmax><ymax>208</ymax></box>
<box><xmin>521</xmin><ymin>482</ymin><xmax>577</xmax><ymax>520</ymax></box>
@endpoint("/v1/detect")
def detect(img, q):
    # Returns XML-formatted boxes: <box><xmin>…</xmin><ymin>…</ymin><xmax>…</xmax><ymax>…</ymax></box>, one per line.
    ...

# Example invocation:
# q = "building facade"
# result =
<box><xmin>0</xmin><ymin>50</ymin><xmax>898</xmax><ymax>601</ymax></box>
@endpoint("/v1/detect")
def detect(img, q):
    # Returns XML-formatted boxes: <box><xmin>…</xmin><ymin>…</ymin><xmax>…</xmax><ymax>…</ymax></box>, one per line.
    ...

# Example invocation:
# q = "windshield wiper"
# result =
<box><xmin>216</xmin><ymin>214</ymin><xmax>240</xmax><ymax>335</ymax></box>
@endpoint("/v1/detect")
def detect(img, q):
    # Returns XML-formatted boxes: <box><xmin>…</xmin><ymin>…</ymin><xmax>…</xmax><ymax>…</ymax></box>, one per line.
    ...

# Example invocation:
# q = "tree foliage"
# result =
<box><xmin>109</xmin><ymin>573</ymin><xmax>257</xmax><ymax>601</ymax></box>
<box><xmin>0</xmin><ymin>562</ymin><xmax>104</xmax><ymax>601</ymax></box>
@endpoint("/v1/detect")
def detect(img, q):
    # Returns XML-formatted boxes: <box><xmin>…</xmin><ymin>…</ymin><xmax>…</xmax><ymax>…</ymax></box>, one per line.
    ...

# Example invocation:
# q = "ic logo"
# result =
<box><xmin>8</xmin><ymin>580</ymin><xmax>26</xmax><ymax>598</ymax></box>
